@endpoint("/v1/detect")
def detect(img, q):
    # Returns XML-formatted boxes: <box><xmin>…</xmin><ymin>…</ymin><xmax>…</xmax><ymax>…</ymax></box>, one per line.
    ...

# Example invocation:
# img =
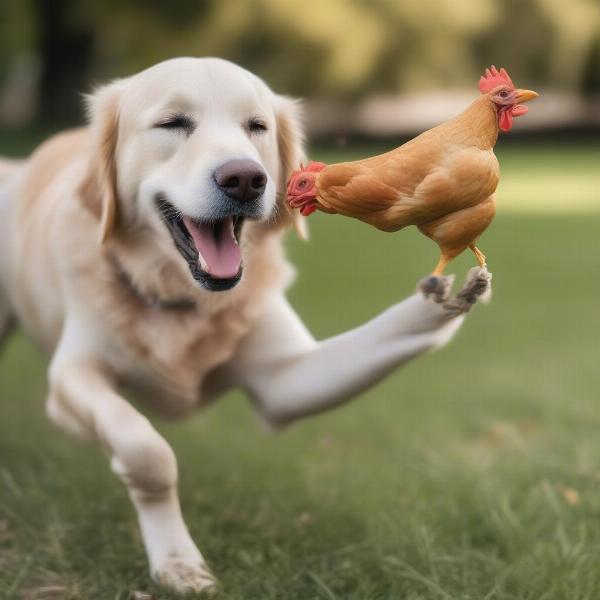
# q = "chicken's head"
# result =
<box><xmin>287</xmin><ymin>161</ymin><xmax>326</xmax><ymax>216</ymax></box>
<box><xmin>479</xmin><ymin>66</ymin><xmax>538</xmax><ymax>132</ymax></box>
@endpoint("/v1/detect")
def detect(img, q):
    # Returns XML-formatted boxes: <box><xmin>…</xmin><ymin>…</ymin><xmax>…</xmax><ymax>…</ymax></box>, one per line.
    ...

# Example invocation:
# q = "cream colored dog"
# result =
<box><xmin>0</xmin><ymin>57</ymin><xmax>490</xmax><ymax>594</ymax></box>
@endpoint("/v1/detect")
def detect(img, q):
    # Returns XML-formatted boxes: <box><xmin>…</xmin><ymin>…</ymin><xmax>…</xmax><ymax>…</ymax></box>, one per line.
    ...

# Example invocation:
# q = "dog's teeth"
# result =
<box><xmin>198</xmin><ymin>252</ymin><xmax>209</xmax><ymax>271</ymax></box>
<box><xmin>227</xmin><ymin>218</ymin><xmax>239</xmax><ymax>244</ymax></box>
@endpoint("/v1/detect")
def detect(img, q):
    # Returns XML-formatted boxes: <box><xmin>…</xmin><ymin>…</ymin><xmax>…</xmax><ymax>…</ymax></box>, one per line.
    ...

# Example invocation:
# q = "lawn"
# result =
<box><xmin>1</xmin><ymin>138</ymin><xmax>600</xmax><ymax>599</ymax></box>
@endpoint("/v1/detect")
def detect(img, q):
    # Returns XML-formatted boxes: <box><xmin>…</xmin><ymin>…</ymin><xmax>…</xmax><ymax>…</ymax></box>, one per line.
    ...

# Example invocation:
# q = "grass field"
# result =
<box><xmin>1</xmin><ymin>138</ymin><xmax>599</xmax><ymax>599</ymax></box>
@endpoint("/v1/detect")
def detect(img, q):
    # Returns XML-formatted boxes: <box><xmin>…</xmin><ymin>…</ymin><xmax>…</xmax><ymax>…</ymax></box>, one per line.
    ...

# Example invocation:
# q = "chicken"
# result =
<box><xmin>287</xmin><ymin>66</ymin><xmax>538</xmax><ymax>275</ymax></box>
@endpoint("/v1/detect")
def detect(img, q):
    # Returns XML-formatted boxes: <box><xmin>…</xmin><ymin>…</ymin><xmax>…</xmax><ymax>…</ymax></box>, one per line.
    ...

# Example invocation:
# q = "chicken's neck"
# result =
<box><xmin>451</xmin><ymin>96</ymin><xmax>499</xmax><ymax>150</ymax></box>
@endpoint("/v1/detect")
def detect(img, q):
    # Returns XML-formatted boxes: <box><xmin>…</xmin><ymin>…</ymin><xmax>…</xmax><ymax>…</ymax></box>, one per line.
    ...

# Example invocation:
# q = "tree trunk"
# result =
<box><xmin>33</xmin><ymin>0</ymin><xmax>94</xmax><ymax>125</ymax></box>
<box><xmin>582</xmin><ymin>37</ymin><xmax>600</xmax><ymax>95</ymax></box>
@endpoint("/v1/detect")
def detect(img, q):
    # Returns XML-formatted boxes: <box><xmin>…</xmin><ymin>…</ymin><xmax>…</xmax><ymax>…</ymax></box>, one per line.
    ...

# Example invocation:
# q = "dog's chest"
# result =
<box><xmin>91</xmin><ymin>232</ymin><xmax>292</xmax><ymax>413</ymax></box>
<box><xmin>112</xmin><ymin>299</ymin><xmax>257</xmax><ymax>411</ymax></box>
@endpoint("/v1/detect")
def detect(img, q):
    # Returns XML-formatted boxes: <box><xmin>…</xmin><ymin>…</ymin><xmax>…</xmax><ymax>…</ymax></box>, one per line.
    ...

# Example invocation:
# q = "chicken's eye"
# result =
<box><xmin>499</xmin><ymin>90</ymin><xmax>510</xmax><ymax>99</ymax></box>
<box><xmin>299</xmin><ymin>179</ymin><xmax>307</xmax><ymax>188</ymax></box>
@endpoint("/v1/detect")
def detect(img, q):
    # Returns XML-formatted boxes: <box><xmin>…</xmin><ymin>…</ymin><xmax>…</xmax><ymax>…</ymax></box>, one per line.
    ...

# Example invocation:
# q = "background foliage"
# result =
<box><xmin>1</xmin><ymin>0</ymin><xmax>599</xmax><ymax>125</ymax></box>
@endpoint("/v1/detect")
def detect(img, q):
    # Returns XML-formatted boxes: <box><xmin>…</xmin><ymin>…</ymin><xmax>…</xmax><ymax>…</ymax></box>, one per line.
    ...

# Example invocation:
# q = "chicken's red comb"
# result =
<box><xmin>479</xmin><ymin>66</ymin><xmax>514</xmax><ymax>94</ymax></box>
<box><xmin>298</xmin><ymin>161</ymin><xmax>327</xmax><ymax>173</ymax></box>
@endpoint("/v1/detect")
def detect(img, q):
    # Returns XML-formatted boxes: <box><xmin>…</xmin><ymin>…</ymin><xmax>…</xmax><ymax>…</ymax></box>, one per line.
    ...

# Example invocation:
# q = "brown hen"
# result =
<box><xmin>287</xmin><ymin>67</ymin><xmax>538</xmax><ymax>275</ymax></box>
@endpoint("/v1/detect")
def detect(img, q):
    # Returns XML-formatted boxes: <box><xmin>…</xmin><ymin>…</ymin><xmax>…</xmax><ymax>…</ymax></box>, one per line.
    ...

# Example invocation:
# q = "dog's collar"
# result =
<box><xmin>108</xmin><ymin>253</ymin><xmax>198</xmax><ymax>312</ymax></box>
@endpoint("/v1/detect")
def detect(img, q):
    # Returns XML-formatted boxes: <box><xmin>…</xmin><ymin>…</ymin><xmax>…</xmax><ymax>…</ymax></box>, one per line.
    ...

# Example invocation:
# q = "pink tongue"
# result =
<box><xmin>499</xmin><ymin>108</ymin><xmax>514</xmax><ymax>132</ymax></box>
<box><xmin>182</xmin><ymin>217</ymin><xmax>241</xmax><ymax>279</ymax></box>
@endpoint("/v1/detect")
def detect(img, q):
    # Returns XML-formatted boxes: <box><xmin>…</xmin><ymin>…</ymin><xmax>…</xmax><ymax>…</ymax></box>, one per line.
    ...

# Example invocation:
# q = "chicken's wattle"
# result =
<box><xmin>499</xmin><ymin>104</ymin><xmax>529</xmax><ymax>131</ymax></box>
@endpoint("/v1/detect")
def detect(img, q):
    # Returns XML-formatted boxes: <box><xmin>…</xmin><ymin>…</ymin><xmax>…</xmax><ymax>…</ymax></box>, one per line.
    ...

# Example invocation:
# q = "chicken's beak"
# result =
<box><xmin>515</xmin><ymin>89</ymin><xmax>539</xmax><ymax>103</ymax></box>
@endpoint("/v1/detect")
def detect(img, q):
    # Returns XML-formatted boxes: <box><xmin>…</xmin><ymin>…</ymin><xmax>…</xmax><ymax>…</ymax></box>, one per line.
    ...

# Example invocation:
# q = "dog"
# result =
<box><xmin>0</xmin><ymin>57</ymin><xmax>490</xmax><ymax>593</ymax></box>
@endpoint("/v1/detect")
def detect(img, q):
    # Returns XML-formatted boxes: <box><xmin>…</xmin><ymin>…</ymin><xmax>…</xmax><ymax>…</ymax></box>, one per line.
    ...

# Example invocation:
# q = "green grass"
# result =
<box><xmin>1</xmin><ymin>139</ymin><xmax>600</xmax><ymax>599</ymax></box>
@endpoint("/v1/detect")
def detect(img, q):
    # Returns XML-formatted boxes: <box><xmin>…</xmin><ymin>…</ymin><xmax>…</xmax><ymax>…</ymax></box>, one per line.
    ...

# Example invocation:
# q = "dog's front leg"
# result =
<box><xmin>233</xmin><ymin>268</ymin><xmax>490</xmax><ymax>426</ymax></box>
<box><xmin>48</xmin><ymin>324</ymin><xmax>216</xmax><ymax>594</ymax></box>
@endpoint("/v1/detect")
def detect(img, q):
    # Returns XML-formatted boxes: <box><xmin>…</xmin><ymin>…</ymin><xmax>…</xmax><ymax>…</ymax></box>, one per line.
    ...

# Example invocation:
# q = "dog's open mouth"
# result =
<box><xmin>157</xmin><ymin>197</ymin><xmax>244</xmax><ymax>292</ymax></box>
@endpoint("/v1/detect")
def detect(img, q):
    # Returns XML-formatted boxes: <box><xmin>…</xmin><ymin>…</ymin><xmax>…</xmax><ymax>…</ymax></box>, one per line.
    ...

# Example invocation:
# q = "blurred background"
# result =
<box><xmin>1</xmin><ymin>0</ymin><xmax>599</xmax><ymax>138</ymax></box>
<box><xmin>1</xmin><ymin>1</ymin><xmax>600</xmax><ymax>599</ymax></box>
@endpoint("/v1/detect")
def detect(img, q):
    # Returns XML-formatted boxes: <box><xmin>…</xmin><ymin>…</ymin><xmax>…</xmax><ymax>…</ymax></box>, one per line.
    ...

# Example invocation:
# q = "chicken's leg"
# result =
<box><xmin>420</xmin><ymin>195</ymin><xmax>496</xmax><ymax>276</ymax></box>
<box><xmin>432</xmin><ymin>253</ymin><xmax>453</xmax><ymax>276</ymax></box>
<box><xmin>469</xmin><ymin>244</ymin><xmax>487</xmax><ymax>269</ymax></box>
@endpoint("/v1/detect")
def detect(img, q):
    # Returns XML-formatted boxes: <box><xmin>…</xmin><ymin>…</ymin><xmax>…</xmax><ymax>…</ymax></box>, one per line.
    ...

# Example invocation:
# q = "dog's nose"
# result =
<box><xmin>214</xmin><ymin>159</ymin><xmax>267</xmax><ymax>203</ymax></box>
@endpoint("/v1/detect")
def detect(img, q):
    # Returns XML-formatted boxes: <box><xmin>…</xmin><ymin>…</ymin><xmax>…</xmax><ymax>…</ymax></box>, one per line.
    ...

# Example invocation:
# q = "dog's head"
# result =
<box><xmin>80</xmin><ymin>57</ymin><xmax>306</xmax><ymax>292</ymax></box>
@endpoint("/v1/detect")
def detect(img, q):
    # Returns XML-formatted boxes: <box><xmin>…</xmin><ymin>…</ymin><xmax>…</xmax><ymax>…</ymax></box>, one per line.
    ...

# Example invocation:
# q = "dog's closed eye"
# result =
<box><xmin>246</xmin><ymin>117</ymin><xmax>268</xmax><ymax>135</ymax></box>
<box><xmin>155</xmin><ymin>114</ymin><xmax>195</xmax><ymax>135</ymax></box>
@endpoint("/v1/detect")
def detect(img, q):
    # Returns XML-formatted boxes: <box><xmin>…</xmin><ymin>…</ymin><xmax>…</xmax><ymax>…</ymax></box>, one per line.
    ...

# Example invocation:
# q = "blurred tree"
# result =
<box><xmin>0</xmin><ymin>0</ymin><xmax>37</xmax><ymax>125</ymax></box>
<box><xmin>582</xmin><ymin>37</ymin><xmax>600</xmax><ymax>94</ymax></box>
<box><xmin>370</xmin><ymin>0</ymin><xmax>500</xmax><ymax>91</ymax></box>
<box><xmin>537</xmin><ymin>0</ymin><xmax>600</xmax><ymax>90</ymax></box>
<box><xmin>472</xmin><ymin>0</ymin><xmax>554</xmax><ymax>88</ymax></box>
<box><xmin>33</xmin><ymin>0</ymin><xmax>94</xmax><ymax>123</ymax></box>
<box><xmin>0</xmin><ymin>0</ymin><xmax>599</xmax><ymax>125</ymax></box>
<box><xmin>0</xmin><ymin>0</ymin><xmax>36</xmax><ymax>80</ymax></box>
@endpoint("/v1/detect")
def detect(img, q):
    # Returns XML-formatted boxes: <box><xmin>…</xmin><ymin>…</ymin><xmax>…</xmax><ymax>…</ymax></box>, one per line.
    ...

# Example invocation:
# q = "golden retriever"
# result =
<box><xmin>0</xmin><ymin>57</ymin><xmax>490</xmax><ymax>593</ymax></box>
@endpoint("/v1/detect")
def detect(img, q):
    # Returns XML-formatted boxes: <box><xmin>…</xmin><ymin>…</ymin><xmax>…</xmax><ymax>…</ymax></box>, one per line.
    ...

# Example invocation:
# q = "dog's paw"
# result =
<box><xmin>459</xmin><ymin>267</ymin><xmax>492</xmax><ymax>303</ymax></box>
<box><xmin>417</xmin><ymin>274</ymin><xmax>455</xmax><ymax>304</ymax></box>
<box><xmin>443</xmin><ymin>267</ymin><xmax>492</xmax><ymax>316</ymax></box>
<box><xmin>154</xmin><ymin>553</ymin><xmax>217</xmax><ymax>596</ymax></box>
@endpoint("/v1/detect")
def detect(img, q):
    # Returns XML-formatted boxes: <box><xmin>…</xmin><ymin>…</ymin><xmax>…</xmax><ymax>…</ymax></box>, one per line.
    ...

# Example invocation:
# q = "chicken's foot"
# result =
<box><xmin>469</xmin><ymin>244</ymin><xmax>487</xmax><ymax>269</ymax></box>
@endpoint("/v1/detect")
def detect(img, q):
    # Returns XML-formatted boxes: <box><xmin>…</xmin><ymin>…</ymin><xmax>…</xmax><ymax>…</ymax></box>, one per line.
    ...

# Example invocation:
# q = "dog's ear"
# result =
<box><xmin>79</xmin><ymin>82</ymin><xmax>124</xmax><ymax>244</ymax></box>
<box><xmin>274</xmin><ymin>95</ymin><xmax>309</xmax><ymax>240</ymax></box>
